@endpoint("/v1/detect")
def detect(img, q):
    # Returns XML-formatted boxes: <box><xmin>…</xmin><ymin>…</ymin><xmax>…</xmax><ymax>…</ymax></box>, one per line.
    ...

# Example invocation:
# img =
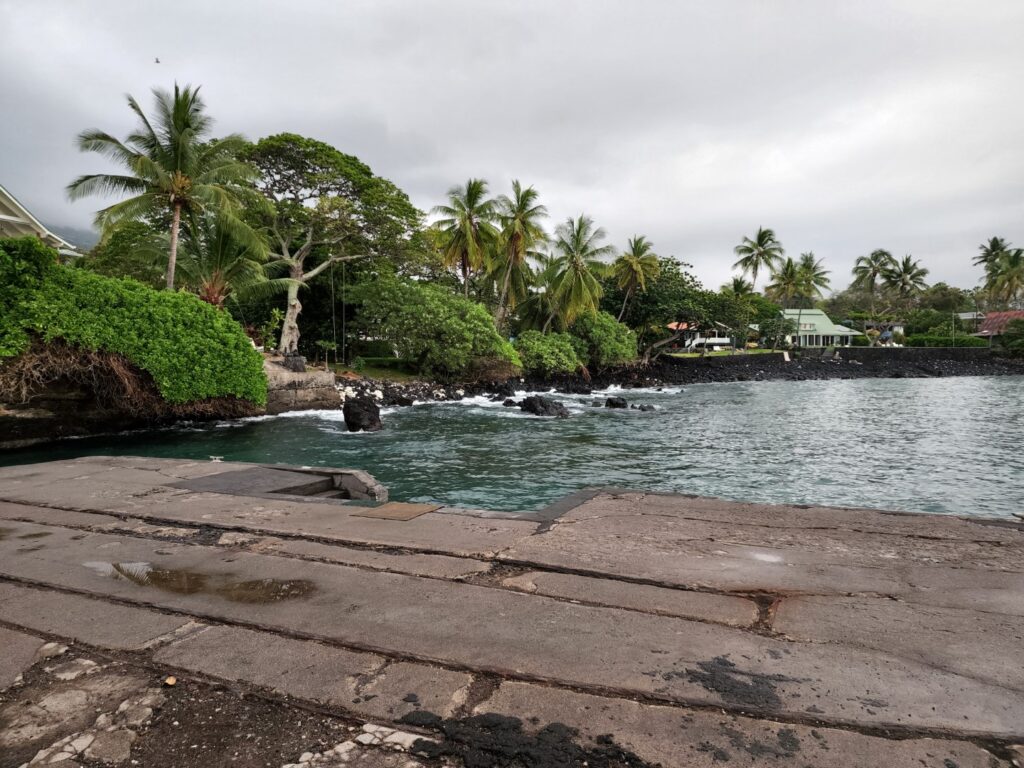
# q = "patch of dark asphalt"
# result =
<box><xmin>674</xmin><ymin>656</ymin><xmax>800</xmax><ymax>710</ymax></box>
<box><xmin>398</xmin><ymin>711</ymin><xmax>661</xmax><ymax>768</ymax></box>
<box><xmin>131</xmin><ymin>680</ymin><xmax>356</xmax><ymax>768</ymax></box>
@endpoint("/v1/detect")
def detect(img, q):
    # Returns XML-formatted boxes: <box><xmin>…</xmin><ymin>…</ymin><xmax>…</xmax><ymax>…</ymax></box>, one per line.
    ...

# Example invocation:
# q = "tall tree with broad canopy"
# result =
<box><xmin>246</xmin><ymin>133</ymin><xmax>423</xmax><ymax>356</ymax></box>
<box><xmin>67</xmin><ymin>83</ymin><xmax>260</xmax><ymax>291</ymax></box>
<box><xmin>733</xmin><ymin>227</ymin><xmax>784</xmax><ymax>290</ymax></box>
<box><xmin>432</xmin><ymin>179</ymin><xmax>499</xmax><ymax>297</ymax></box>
<box><xmin>612</xmin><ymin>235</ymin><xmax>661</xmax><ymax>321</ymax></box>
<box><xmin>493</xmin><ymin>180</ymin><xmax>547</xmax><ymax>325</ymax></box>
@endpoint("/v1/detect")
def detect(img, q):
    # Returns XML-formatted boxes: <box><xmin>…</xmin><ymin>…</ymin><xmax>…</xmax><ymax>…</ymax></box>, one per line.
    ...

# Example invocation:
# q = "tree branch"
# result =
<box><xmin>302</xmin><ymin>253</ymin><xmax>367</xmax><ymax>281</ymax></box>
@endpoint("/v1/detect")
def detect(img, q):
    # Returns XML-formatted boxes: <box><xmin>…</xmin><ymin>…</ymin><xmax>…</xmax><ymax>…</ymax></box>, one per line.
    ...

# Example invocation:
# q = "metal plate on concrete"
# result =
<box><xmin>349</xmin><ymin>502</ymin><xmax>441</xmax><ymax>521</ymax></box>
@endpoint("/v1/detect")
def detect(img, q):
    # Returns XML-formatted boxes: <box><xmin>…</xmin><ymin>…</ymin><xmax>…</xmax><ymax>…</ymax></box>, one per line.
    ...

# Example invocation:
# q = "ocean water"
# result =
<box><xmin>3</xmin><ymin>377</ymin><xmax>1022</xmax><ymax>518</ymax></box>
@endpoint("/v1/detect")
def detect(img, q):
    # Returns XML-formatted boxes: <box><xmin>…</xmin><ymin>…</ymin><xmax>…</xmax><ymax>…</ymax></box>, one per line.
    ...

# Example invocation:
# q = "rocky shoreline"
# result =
<box><xmin>339</xmin><ymin>349</ymin><xmax>1024</xmax><ymax>409</ymax></box>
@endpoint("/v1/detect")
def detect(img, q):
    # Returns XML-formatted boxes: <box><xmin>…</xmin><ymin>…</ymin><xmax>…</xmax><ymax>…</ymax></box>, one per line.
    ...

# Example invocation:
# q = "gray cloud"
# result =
<box><xmin>2</xmin><ymin>0</ymin><xmax>1022</xmax><ymax>291</ymax></box>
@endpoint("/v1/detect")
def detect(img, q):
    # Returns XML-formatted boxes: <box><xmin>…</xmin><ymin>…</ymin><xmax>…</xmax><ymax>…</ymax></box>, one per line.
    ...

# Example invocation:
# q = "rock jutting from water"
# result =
<box><xmin>518</xmin><ymin>395</ymin><xmax>570</xmax><ymax>418</ymax></box>
<box><xmin>342</xmin><ymin>397</ymin><xmax>383</xmax><ymax>432</ymax></box>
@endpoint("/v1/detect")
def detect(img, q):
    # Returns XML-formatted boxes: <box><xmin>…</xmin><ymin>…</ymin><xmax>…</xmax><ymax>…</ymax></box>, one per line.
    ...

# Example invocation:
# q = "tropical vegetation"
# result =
<box><xmin>0</xmin><ymin>236</ymin><xmax>265</xmax><ymax>407</ymax></box>
<box><xmin>18</xmin><ymin>77</ymin><xmax>1022</xmax><ymax>409</ymax></box>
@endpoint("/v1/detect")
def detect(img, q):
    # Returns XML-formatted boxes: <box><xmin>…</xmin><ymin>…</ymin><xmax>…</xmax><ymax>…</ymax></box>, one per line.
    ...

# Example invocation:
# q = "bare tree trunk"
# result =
<box><xmin>166</xmin><ymin>202</ymin><xmax>182</xmax><ymax>291</ymax></box>
<box><xmin>641</xmin><ymin>330</ymin><xmax>684</xmax><ymax>364</ymax></box>
<box><xmin>495</xmin><ymin>264</ymin><xmax>513</xmax><ymax>326</ymax></box>
<box><xmin>617</xmin><ymin>289</ymin><xmax>631</xmax><ymax>322</ymax></box>
<box><xmin>278</xmin><ymin>277</ymin><xmax>302</xmax><ymax>356</ymax></box>
<box><xmin>462</xmin><ymin>255</ymin><xmax>470</xmax><ymax>298</ymax></box>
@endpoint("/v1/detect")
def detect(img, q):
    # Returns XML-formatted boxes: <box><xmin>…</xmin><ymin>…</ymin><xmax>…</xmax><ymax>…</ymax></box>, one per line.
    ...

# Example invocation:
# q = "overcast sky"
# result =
<box><xmin>2</xmin><ymin>0</ymin><xmax>1022</xmax><ymax>291</ymax></box>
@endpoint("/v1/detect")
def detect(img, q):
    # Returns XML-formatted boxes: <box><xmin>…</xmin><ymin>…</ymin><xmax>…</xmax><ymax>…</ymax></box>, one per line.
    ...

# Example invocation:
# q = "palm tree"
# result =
<box><xmin>794</xmin><ymin>252</ymin><xmax>830</xmax><ymax>345</ymax></box>
<box><xmin>797</xmin><ymin>252</ymin><xmax>830</xmax><ymax>302</ymax></box>
<box><xmin>986</xmin><ymin>247</ymin><xmax>1024</xmax><ymax>308</ymax></box>
<box><xmin>517</xmin><ymin>254</ymin><xmax>563</xmax><ymax>332</ymax></box>
<box><xmin>765</xmin><ymin>257</ymin><xmax>801</xmax><ymax>308</ymax></box>
<box><xmin>548</xmin><ymin>215</ymin><xmax>615</xmax><ymax>327</ymax></box>
<box><xmin>720</xmin><ymin>276</ymin><xmax>755</xmax><ymax>298</ymax></box>
<box><xmin>177</xmin><ymin>214</ymin><xmax>286</xmax><ymax>308</ymax></box>
<box><xmin>67</xmin><ymin>83</ymin><xmax>260</xmax><ymax>291</ymax></box>
<box><xmin>612</xmin><ymin>235</ymin><xmax>661</xmax><ymax>321</ymax></box>
<box><xmin>975</xmin><ymin>237</ymin><xmax>1012</xmax><ymax>277</ymax></box>
<box><xmin>431</xmin><ymin>178</ymin><xmax>499</xmax><ymax>297</ymax></box>
<box><xmin>733</xmin><ymin>227</ymin><xmax>784</xmax><ymax>290</ymax></box>
<box><xmin>882</xmin><ymin>255</ymin><xmax>929</xmax><ymax>299</ymax></box>
<box><xmin>493</xmin><ymin>181</ymin><xmax>547</xmax><ymax>325</ymax></box>
<box><xmin>852</xmin><ymin>249</ymin><xmax>896</xmax><ymax>317</ymax></box>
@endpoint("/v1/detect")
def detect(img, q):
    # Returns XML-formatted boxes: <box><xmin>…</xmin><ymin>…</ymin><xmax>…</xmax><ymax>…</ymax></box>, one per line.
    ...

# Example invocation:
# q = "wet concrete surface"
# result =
<box><xmin>0</xmin><ymin>456</ymin><xmax>1022</xmax><ymax>767</ymax></box>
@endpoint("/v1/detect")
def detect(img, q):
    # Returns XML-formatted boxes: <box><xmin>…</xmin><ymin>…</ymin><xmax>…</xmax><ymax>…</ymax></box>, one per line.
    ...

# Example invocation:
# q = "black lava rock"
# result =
<box><xmin>502</xmin><ymin>398</ymin><xmax>517</xmax><ymax>407</ymax></box>
<box><xmin>343</xmin><ymin>397</ymin><xmax>383</xmax><ymax>432</ymax></box>
<box><xmin>278</xmin><ymin>354</ymin><xmax>306</xmax><ymax>373</ymax></box>
<box><xmin>519</xmin><ymin>395</ymin><xmax>570</xmax><ymax>418</ymax></box>
<box><xmin>605</xmin><ymin>396</ymin><xmax>628</xmax><ymax>409</ymax></box>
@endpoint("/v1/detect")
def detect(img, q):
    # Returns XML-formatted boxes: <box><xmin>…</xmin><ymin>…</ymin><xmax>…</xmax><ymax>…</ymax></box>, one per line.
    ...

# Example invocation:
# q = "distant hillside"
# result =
<box><xmin>46</xmin><ymin>223</ymin><xmax>99</xmax><ymax>250</ymax></box>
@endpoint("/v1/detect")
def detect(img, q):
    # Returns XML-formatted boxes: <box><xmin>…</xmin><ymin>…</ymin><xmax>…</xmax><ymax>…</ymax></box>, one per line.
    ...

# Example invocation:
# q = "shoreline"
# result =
<box><xmin>350</xmin><ymin>348</ymin><xmax>1024</xmax><ymax>408</ymax></box>
<box><xmin>2</xmin><ymin>348</ymin><xmax>1022</xmax><ymax>450</ymax></box>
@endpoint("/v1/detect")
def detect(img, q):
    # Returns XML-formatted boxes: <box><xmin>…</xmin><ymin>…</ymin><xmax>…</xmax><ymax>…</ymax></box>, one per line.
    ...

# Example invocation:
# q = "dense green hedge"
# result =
<box><xmin>514</xmin><ymin>331</ymin><xmax>581</xmax><ymax>376</ymax></box>
<box><xmin>352</xmin><ymin>278</ymin><xmax>521</xmax><ymax>379</ymax></box>
<box><xmin>905</xmin><ymin>334</ymin><xmax>988</xmax><ymax>348</ymax></box>
<box><xmin>1002</xmin><ymin>319</ymin><xmax>1024</xmax><ymax>355</ymax></box>
<box><xmin>570</xmin><ymin>312</ymin><xmax>637</xmax><ymax>368</ymax></box>
<box><xmin>0</xmin><ymin>237</ymin><xmax>266</xmax><ymax>405</ymax></box>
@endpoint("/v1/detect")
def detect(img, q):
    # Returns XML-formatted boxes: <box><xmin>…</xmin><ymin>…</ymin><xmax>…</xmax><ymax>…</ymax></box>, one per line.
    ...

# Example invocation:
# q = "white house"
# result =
<box><xmin>780</xmin><ymin>309</ymin><xmax>860</xmax><ymax>347</ymax></box>
<box><xmin>0</xmin><ymin>183</ymin><xmax>83</xmax><ymax>259</ymax></box>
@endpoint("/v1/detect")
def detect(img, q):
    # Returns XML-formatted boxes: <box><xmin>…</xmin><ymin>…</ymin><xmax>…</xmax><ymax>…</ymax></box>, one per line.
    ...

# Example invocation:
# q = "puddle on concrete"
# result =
<box><xmin>82</xmin><ymin>562</ymin><xmax>316</xmax><ymax>603</ymax></box>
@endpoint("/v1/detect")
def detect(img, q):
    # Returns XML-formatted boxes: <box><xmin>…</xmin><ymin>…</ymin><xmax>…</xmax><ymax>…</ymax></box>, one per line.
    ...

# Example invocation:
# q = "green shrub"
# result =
<box><xmin>1002</xmin><ymin>319</ymin><xmax>1024</xmax><ymax>355</ymax></box>
<box><xmin>570</xmin><ymin>312</ymin><xmax>637</xmax><ymax>368</ymax></box>
<box><xmin>850</xmin><ymin>334</ymin><xmax>870</xmax><ymax>347</ymax></box>
<box><xmin>352</xmin><ymin>279</ymin><xmax>521</xmax><ymax>379</ymax></box>
<box><xmin>905</xmin><ymin>334</ymin><xmax>988</xmax><ymax>348</ymax></box>
<box><xmin>514</xmin><ymin>331</ymin><xmax>581</xmax><ymax>376</ymax></box>
<box><xmin>357</xmin><ymin>356</ymin><xmax>418</xmax><ymax>373</ymax></box>
<box><xmin>0</xmin><ymin>236</ymin><xmax>266</xmax><ymax>405</ymax></box>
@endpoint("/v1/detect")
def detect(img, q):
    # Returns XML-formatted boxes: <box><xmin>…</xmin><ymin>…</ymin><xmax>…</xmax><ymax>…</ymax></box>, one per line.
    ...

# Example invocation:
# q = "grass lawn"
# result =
<box><xmin>668</xmin><ymin>349</ymin><xmax>781</xmax><ymax>359</ymax></box>
<box><xmin>330</xmin><ymin>363</ymin><xmax>421</xmax><ymax>382</ymax></box>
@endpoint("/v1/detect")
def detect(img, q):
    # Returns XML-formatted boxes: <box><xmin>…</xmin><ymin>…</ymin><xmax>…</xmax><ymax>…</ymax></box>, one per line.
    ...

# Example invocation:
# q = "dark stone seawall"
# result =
<box><xmin>528</xmin><ymin>346</ymin><xmax>1022</xmax><ymax>394</ymax></box>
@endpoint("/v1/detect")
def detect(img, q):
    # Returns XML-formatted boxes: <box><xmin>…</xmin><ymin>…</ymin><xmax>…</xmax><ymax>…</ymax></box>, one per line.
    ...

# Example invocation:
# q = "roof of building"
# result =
<box><xmin>975</xmin><ymin>310</ymin><xmax>1024</xmax><ymax>337</ymax></box>
<box><xmin>780</xmin><ymin>309</ymin><xmax>859</xmax><ymax>336</ymax></box>
<box><xmin>0</xmin><ymin>183</ymin><xmax>82</xmax><ymax>256</ymax></box>
<box><xmin>957</xmin><ymin>311</ymin><xmax>986</xmax><ymax>321</ymax></box>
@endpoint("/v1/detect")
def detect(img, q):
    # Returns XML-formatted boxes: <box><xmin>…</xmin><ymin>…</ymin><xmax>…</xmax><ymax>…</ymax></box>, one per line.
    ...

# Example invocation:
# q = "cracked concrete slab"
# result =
<box><xmin>774</xmin><ymin>594</ymin><xmax>1024</xmax><ymax>690</ymax></box>
<box><xmin>501</xmin><ymin>569</ymin><xmax>758</xmax><ymax>626</ymax></box>
<box><xmin>0</xmin><ymin>581</ymin><xmax>193</xmax><ymax>650</ymax></box>
<box><xmin>501</xmin><ymin>491</ymin><xmax>1024</xmax><ymax>613</ymax></box>
<box><xmin>153</xmin><ymin>625</ymin><xmax>471</xmax><ymax>722</ymax></box>
<box><xmin>3</xmin><ymin>457</ymin><xmax>1023</xmax><ymax>762</ymax></box>
<box><xmin>1</xmin><ymin>520</ymin><xmax>1022</xmax><ymax>738</ymax></box>
<box><xmin>477</xmin><ymin>681</ymin><xmax>1009</xmax><ymax>767</ymax></box>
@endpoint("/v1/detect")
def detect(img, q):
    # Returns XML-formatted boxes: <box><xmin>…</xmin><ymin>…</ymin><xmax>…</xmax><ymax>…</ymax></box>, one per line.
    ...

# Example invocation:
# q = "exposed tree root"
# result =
<box><xmin>0</xmin><ymin>340</ymin><xmax>260</xmax><ymax>420</ymax></box>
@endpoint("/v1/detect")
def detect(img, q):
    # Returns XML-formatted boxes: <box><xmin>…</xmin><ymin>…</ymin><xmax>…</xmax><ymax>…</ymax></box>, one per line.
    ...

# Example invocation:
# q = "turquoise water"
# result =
<box><xmin>3</xmin><ymin>377</ymin><xmax>1022</xmax><ymax>517</ymax></box>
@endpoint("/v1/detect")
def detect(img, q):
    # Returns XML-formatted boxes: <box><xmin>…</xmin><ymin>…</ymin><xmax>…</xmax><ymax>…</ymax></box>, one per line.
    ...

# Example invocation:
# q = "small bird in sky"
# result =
<box><xmin>154</xmin><ymin>57</ymin><xmax>160</xmax><ymax>64</ymax></box>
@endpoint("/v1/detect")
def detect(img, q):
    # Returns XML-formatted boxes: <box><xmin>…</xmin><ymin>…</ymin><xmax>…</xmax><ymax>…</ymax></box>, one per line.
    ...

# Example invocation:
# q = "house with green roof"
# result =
<box><xmin>780</xmin><ymin>309</ymin><xmax>861</xmax><ymax>347</ymax></box>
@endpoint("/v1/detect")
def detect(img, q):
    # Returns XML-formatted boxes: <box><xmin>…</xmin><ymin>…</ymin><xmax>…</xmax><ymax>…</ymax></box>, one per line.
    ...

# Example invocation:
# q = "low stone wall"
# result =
<box><xmin>263</xmin><ymin>359</ymin><xmax>340</xmax><ymax>415</ymax></box>
<box><xmin>836</xmin><ymin>346</ymin><xmax>993</xmax><ymax>363</ymax></box>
